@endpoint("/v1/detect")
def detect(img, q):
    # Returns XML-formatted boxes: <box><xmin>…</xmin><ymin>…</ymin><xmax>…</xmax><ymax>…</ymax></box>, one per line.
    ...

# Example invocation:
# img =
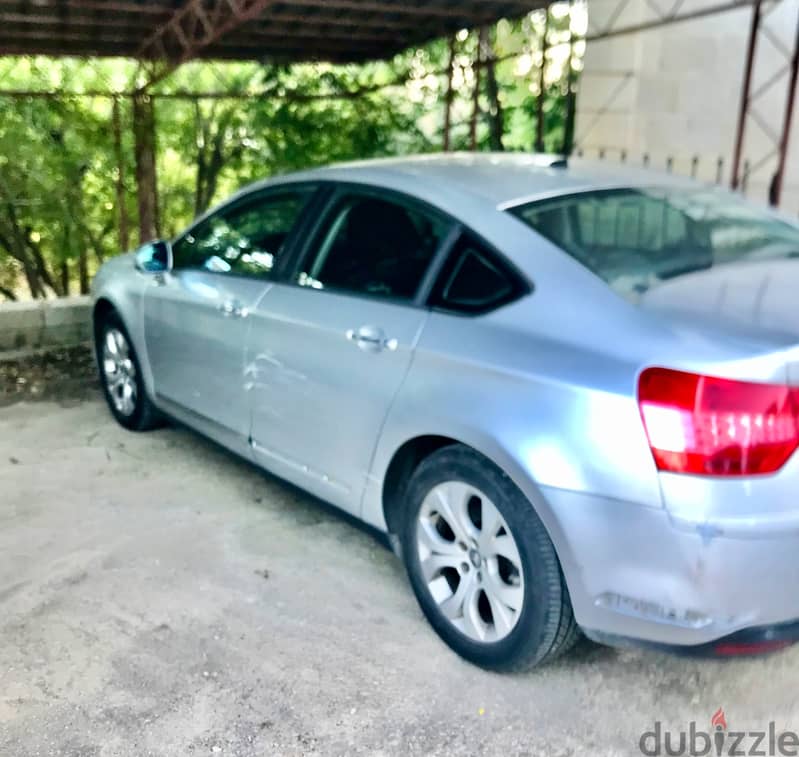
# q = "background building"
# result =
<box><xmin>575</xmin><ymin>0</ymin><xmax>799</xmax><ymax>212</ymax></box>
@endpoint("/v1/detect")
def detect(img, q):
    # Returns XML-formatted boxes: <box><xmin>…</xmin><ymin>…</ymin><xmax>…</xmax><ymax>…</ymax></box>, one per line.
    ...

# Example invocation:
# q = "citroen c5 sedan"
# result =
<box><xmin>92</xmin><ymin>153</ymin><xmax>799</xmax><ymax>670</ymax></box>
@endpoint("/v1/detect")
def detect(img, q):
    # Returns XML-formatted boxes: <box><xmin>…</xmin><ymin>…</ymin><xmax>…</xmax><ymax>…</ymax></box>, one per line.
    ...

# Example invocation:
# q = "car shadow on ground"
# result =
<box><xmin>152</xmin><ymin>412</ymin><xmax>744</xmax><ymax>677</ymax></box>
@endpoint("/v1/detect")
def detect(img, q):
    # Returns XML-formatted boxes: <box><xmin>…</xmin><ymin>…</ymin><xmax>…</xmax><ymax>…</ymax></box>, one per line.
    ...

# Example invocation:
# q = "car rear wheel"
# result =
<box><xmin>97</xmin><ymin>312</ymin><xmax>161</xmax><ymax>431</ymax></box>
<box><xmin>401</xmin><ymin>444</ymin><xmax>580</xmax><ymax>671</ymax></box>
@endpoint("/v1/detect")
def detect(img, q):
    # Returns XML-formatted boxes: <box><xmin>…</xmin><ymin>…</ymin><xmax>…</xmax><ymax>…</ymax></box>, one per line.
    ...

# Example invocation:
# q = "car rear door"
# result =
<box><xmin>245</xmin><ymin>188</ymin><xmax>454</xmax><ymax>514</ymax></box>
<box><xmin>142</xmin><ymin>186</ymin><xmax>317</xmax><ymax>444</ymax></box>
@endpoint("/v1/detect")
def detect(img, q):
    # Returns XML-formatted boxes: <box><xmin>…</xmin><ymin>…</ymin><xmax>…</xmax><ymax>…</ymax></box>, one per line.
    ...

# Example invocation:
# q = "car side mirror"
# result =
<box><xmin>135</xmin><ymin>240</ymin><xmax>173</xmax><ymax>273</ymax></box>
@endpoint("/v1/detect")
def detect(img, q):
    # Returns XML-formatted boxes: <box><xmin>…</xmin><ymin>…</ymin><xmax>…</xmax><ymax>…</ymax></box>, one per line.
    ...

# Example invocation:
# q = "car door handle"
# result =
<box><xmin>346</xmin><ymin>327</ymin><xmax>398</xmax><ymax>352</ymax></box>
<box><xmin>218</xmin><ymin>300</ymin><xmax>248</xmax><ymax>318</ymax></box>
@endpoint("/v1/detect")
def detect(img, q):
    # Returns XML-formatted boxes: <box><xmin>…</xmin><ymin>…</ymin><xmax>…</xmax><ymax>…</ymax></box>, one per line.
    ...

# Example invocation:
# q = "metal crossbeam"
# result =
<box><xmin>136</xmin><ymin>0</ymin><xmax>276</xmax><ymax>91</ymax></box>
<box><xmin>585</xmin><ymin>0</ymin><xmax>757</xmax><ymax>42</ymax></box>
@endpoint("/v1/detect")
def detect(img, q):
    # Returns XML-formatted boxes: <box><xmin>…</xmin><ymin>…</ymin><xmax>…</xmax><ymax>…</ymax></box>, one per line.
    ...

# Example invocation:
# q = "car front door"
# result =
<box><xmin>246</xmin><ymin>189</ymin><xmax>453</xmax><ymax>514</ymax></box>
<box><xmin>142</xmin><ymin>186</ymin><xmax>316</xmax><ymax>445</ymax></box>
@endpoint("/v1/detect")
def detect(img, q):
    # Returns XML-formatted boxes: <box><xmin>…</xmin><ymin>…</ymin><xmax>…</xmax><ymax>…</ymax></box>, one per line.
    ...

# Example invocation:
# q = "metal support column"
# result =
<box><xmin>443</xmin><ymin>36</ymin><xmax>456</xmax><ymax>151</ymax></box>
<box><xmin>112</xmin><ymin>97</ymin><xmax>130</xmax><ymax>251</ymax></box>
<box><xmin>535</xmin><ymin>3</ymin><xmax>550</xmax><ymax>153</ymax></box>
<box><xmin>562</xmin><ymin>0</ymin><xmax>577</xmax><ymax>155</ymax></box>
<box><xmin>132</xmin><ymin>94</ymin><xmax>159</xmax><ymax>244</ymax></box>
<box><xmin>731</xmin><ymin>0</ymin><xmax>762</xmax><ymax>190</ymax></box>
<box><xmin>469</xmin><ymin>30</ymin><xmax>483</xmax><ymax>150</ymax></box>
<box><xmin>771</xmin><ymin>18</ymin><xmax>799</xmax><ymax>205</ymax></box>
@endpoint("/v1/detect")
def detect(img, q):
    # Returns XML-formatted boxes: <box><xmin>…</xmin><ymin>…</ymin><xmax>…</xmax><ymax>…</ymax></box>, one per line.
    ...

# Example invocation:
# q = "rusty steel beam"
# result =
<box><xmin>470</xmin><ymin>30</ymin><xmax>483</xmax><ymax>151</ymax></box>
<box><xmin>241</xmin><ymin>25</ymin><xmax>400</xmax><ymax>44</ymax></box>
<box><xmin>535</xmin><ymin>3</ymin><xmax>550</xmax><ymax>153</ymax></box>
<box><xmin>0</xmin><ymin>81</ymin><xmax>408</xmax><ymax>100</ymax></box>
<box><xmin>482</xmin><ymin>27</ymin><xmax>504</xmax><ymax>151</ymax></box>
<box><xmin>0</xmin><ymin>0</ymin><xmax>171</xmax><ymax>14</ymax></box>
<box><xmin>772</xmin><ymin>15</ymin><xmax>799</xmax><ymax>205</ymax></box>
<box><xmin>286</xmin><ymin>0</ymin><xmax>537</xmax><ymax>21</ymax></box>
<box><xmin>112</xmin><ymin>98</ymin><xmax>131</xmax><ymax>252</ymax></box>
<box><xmin>257</xmin><ymin>10</ymin><xmax>443</xmax><ymax>32</ymax></box>
<box><xmin>731</xmin><ymin>0</ymin><xmax>762</xmax><ymax>190</ymax></box>
<box><xmin>585</xmin><ymin>0</ymin><xmax>757</xmax><ymax>42</ymax></box>
<box><xmin>135</xmin><ymin>0</ymin><xmax>278</xmax><ymax>90</ymax></box>
<box><xmin>728</xmin><ymin>0</ymin><xmax>799</xmax><ymax>206</ymax></box>
<box><xmin>0</xmin><ymin>39</ymin><xmax>361</xmax><ymax>62</ymax></box>
<box><xmin>0</xmin><ymin>0</ymin><xmax>546</xmax><ymax>66</ymax></box>
<box><xmin>0</xmin><ymin>29</ymin><xmax>382</xmax><ymax>59</ymax></box>
<box><xmin>0</xmin><ymin>0</ymin><xmax>497</xmax><ymax>32</ymax></box>
<box><xmin>0</xmin><ymin>0</ymin><xmax>173</xmax><ymax>14</ymax></box>
<box><xmin>0</xmin><ymin>12</ymin><xmax>416</xmax><ymax>47</ymax></box>
<box><xmin>132</xmin><ymin>94</ymin><xmax>160</xmax><ymax>244</ymax></box>
<box><xmin>562</xmin><ymin>0</ymin><xmax>577</xmax><ymax>155</ymax></box>
<box><xmin>442</xmin><ymin>36</ymin><xmax>456</xmax><ymax>151</ymax></box>
<box><xmin>0</xmin><ymin>28</ymin><xmax>144</xmax><ymax>47</ymax></box>
<box><xmin>0</xmin><ymin>11</ymin><xmax>159</xmax><ymax>29</ymax></box>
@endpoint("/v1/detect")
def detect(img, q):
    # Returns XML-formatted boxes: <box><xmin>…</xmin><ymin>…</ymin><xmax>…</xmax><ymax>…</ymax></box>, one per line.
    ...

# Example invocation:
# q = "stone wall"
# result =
<box><xmin>0</xmin><ymin>297</ymin><xmax>92</xmax><ymax>356</ymax></box>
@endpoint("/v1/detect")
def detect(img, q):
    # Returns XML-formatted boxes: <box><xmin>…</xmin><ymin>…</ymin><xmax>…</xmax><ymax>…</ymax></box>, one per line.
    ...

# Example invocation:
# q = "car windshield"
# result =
<box><xmin>509</xmin><ymin>187</ymin><xmax>799</xmax><ymax>300</ymax></box>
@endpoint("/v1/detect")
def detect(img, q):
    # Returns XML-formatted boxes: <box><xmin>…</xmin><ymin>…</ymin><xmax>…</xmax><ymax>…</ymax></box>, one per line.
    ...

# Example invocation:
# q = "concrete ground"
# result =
<box><xmin>1</xmin><ymin>394</ymin><xmax>799</xmax><ymax>757</ymax></box>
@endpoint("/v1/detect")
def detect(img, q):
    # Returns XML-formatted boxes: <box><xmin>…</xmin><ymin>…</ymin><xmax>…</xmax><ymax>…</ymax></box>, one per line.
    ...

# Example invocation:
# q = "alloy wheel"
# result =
<box><xmin>415</xmin><ymin>481</ymin><xmax>525</xmax><ymax>643</ymax></box>
<box><xmin>102</xmin><ymin>327</ymin><xmax>138</xmax><ymax>417</ymax></box>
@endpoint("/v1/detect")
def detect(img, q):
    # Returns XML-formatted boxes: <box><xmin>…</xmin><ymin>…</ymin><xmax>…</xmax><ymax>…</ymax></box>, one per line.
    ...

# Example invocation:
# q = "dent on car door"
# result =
<box><xmin>142</xmin><ymin>186</ymin><xmax>316</xmax><ymax>438</ymax></box>
<box><xmin>245</xmin><ymin>190</ymin><xmax>454</xmax><ymax>514</ymax></box>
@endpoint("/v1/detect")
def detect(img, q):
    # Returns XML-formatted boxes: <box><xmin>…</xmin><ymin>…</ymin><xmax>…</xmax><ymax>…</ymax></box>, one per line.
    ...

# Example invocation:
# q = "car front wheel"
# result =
<box><xmin>96</xmin><ymin>312</ymin><xmax>161</xmax><ymax>431</ymax></box>
<box><xmin>401</xmin><ymin>444</ymin><xmax>580</xmax><ymax>671</ymax></box>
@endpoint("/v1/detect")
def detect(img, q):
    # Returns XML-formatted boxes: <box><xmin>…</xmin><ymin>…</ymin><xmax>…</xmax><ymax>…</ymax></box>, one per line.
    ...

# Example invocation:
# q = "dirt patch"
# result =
<box><xmin>0</xmin><ymin>344</ymin><xmax>98</xmax><ymax>406</ymax></box>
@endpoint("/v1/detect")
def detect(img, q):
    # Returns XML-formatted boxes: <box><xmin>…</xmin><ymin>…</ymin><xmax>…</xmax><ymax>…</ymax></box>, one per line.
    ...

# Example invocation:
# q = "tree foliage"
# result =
<box><xmin>0</xmin><ymin>3</ymin><xmax>582</xmax><ymax>300</ymax></box>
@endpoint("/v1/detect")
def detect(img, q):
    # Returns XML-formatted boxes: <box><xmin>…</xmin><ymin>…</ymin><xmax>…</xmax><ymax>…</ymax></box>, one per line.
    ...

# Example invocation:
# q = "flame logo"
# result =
<box><xmin>711</xmin><ymin>708</ymin><xmax>727</xmax><ymax>731</ymax></box>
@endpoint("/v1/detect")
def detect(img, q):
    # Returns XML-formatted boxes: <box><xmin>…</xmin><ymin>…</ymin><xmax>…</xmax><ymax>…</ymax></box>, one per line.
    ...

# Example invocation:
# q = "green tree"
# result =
<box><xmin>0</xmin><ymin>2</ymin><xmax>582</xmax><ymax>301</ymax></box>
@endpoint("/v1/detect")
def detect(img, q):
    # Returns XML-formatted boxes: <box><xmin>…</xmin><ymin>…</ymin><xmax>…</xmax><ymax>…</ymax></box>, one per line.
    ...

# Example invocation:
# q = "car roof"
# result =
<box><xmin>253</xmin><ymin>152</ymin><xmax>699</xmax><ymax>209</ymax></box>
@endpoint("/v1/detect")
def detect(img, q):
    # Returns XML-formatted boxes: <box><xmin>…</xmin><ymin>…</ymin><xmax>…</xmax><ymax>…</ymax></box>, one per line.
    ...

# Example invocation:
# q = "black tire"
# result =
<box><xmin>96</xmin><ymin>310</ymin><xmax>162</xmax><ymax>432</ymax></box>
<box><xmin>400</xmin><ymin>444</ymin><xmax>581</xmax><ymax>671</ymax></box>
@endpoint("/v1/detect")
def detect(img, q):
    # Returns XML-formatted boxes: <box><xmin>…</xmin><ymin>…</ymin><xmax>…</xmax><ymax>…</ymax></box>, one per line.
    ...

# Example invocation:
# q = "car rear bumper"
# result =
<box><xmin>541</xmin><ymin>485</ymin><xmax>799</xmax><ymax>649</ymax></box>
<box><xmin>585</xmin><ymin>618</ymin><xmax>799</xmax><ymax>657</ymax></box>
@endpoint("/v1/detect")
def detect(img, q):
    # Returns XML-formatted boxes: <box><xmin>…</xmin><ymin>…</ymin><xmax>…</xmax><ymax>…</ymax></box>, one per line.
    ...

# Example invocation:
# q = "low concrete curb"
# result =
<box><xmin>0</xmin><ymin>296</ymin><xmax>92</xmax><ymax>356</ymax></box>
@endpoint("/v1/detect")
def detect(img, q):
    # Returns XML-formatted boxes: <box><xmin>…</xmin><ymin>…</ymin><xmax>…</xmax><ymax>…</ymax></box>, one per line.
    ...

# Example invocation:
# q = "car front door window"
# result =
<box><xmin>173</xmin><ymin>189</ymin><xmax>314</xmax><ymax>277</ymax></box>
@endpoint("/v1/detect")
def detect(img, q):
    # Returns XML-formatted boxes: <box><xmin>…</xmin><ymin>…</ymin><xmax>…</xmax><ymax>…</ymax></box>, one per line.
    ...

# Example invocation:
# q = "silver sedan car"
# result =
<box><xmin>92</xmin><ymin>153</ymin><xmax>799</xmax><ymax>670</ymax></box>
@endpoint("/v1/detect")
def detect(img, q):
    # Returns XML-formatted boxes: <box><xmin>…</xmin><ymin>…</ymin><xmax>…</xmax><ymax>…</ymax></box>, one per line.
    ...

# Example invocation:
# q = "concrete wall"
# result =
<box><xmin>0</xmin><ymin>296</ymin><xmax>92</xmax><ymax>355</ymax></box>
<box><xmin>575</xmin><ymin>0</ymin><xmax>799</xmax><ymax>211</ymax></box>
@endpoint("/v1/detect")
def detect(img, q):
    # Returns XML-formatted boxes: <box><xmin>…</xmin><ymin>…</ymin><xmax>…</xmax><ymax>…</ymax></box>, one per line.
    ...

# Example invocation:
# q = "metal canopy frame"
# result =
<box><xmin>730</xmin><ymin>0</ymin><xmax>799</xmax><ymax>206</ymax></box>
<box><xmin>583</xmin><ymin>0</ymin><xmax>758</xmax><ymax>41</ymax></box>
<box><xmin>0</xmin><ymin>1</ymin><xmax>550</xmax><ymax>244</ymax></box>
<box><xmin>135</xmin><ymin>0</ymin><xmax>279</xmax><ymax>90</ymax></box>
<box><xmin>3</xmin><ymin>0</ymin><xmax>797</xmax><ymax>251</ymax></box>
<box><xmin>572</xmin><ymin>0</ymin><xmax>798</xmax><ymax>208</ymax></box>
<box><xmin>0</xmin><ymin>1</ymin><xmax>543</xmax><ymax>68</ymax></box>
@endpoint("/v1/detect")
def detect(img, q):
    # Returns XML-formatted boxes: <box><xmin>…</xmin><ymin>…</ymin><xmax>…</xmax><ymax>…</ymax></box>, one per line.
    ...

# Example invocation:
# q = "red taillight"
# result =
<box><xmin>638</xmin><ymin>367</ymin><xmax>799</xmax><ymax>476</ymax></box>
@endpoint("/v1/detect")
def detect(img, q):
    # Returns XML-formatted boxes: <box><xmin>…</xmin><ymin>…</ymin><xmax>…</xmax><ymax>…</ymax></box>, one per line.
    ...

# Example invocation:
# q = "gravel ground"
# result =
<box><xmin>1</xmin><ymin>386</ymin><xmax>798</xmax><ymax>756</ymax></box>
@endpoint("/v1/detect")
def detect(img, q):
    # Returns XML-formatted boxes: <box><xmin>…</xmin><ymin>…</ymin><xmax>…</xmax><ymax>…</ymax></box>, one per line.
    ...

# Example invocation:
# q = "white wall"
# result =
<box><xmin>575</xmin><ymin>0</ymin><xmax>799</xmax><ymax>212</ymax></box>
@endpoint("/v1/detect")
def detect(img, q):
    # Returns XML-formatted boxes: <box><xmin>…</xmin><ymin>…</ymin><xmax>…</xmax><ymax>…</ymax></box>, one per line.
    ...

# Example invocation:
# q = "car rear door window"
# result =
<box><xmin>172</xmin><ymin>188</ymin><xmax>314</xmax><ymax>277</ymax></box>
<box><xmin>296</xmin><ymin>193</ymin><xmax>450</xmax><ymax>301</ymax></box>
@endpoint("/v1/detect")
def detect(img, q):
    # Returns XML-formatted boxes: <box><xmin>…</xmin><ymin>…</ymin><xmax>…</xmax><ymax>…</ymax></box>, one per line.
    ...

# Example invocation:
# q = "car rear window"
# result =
<box><xmin>509</xmin><ymin>187</ymin><xmax>799</xmax><ymax>299</ymax></box>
